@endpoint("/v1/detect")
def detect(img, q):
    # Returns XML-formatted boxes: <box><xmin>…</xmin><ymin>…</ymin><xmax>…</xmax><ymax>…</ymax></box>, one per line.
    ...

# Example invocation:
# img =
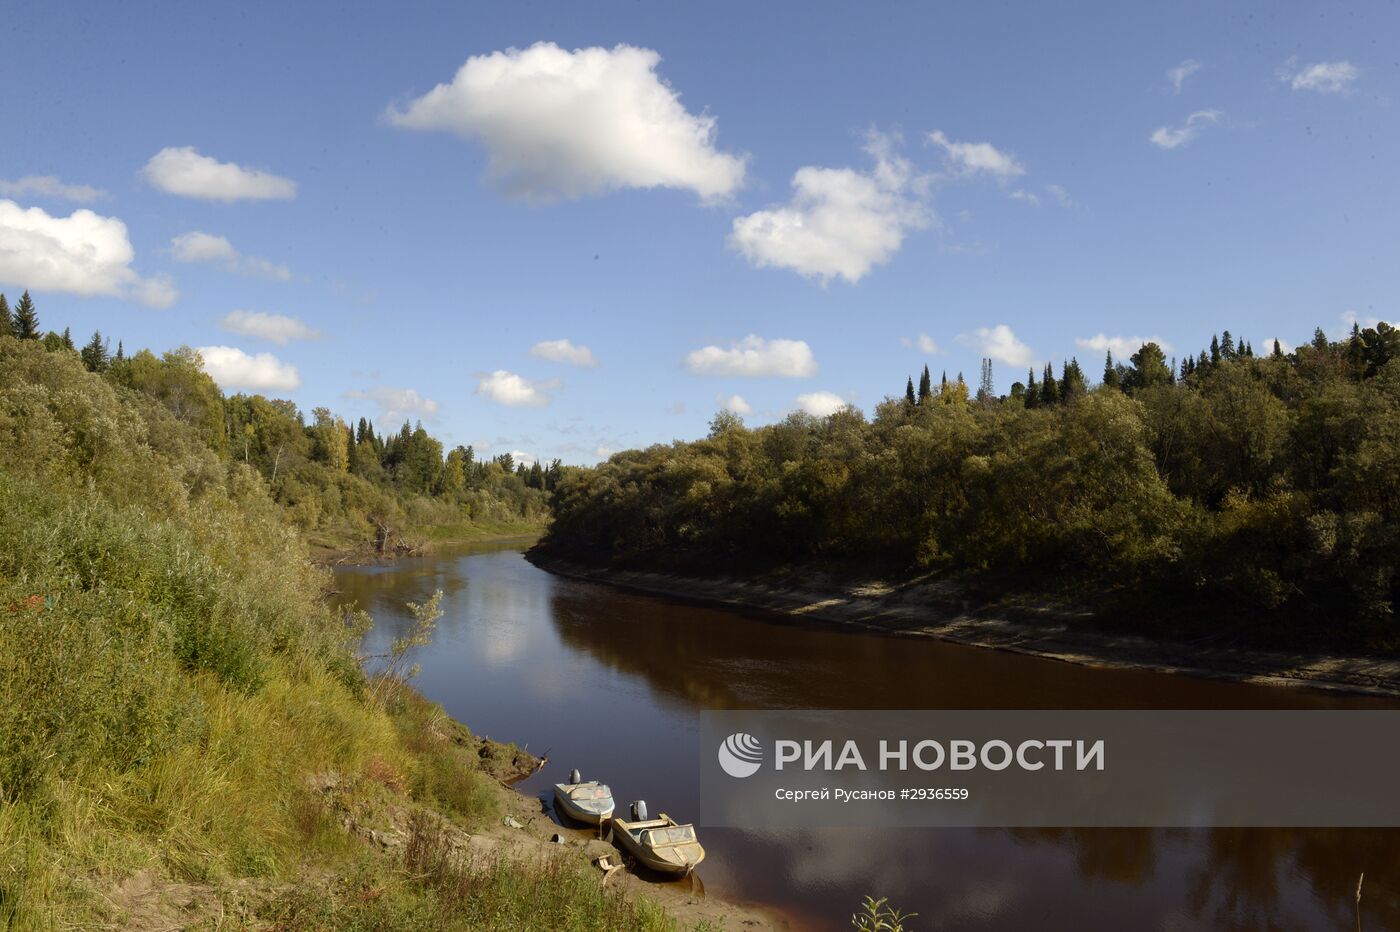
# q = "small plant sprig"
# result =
<box><xmin>365</xmin><ymin>589</ymin><xmax>443</xmax><ymax>709</ymax></box>
<box><xmin>852</xmin><ymin>895</ymin><xmax>916</xmax><ymax>932</ymax></box>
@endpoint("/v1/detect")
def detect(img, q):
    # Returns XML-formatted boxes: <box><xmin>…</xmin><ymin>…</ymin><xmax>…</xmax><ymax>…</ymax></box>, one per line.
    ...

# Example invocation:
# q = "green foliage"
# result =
<box><xmin>13</xmin><ymin>290</ymin><xmax>39</xmax><ymax>339</ymax></box>
<box><xmin>544</xmin><ymin>330</ymin><xmax>1400</xmax><ymax>647</ymax></box>
<box><xmin>853</xmin><ymin>896</ymin><xmax>916</xmax><ymax>932</ymax></box>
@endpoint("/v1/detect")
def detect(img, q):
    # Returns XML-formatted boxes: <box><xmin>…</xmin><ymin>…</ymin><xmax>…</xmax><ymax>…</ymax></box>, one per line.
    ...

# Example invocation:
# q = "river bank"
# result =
<box><xmin>528</xmin><ymin>554</ymin><xmax>1400</xmax><ymax>699</ymax></box>
<box><xmin>310</xmin><ymin>523</ymin><xmax>543</xmax><ymax>566</ymax></box>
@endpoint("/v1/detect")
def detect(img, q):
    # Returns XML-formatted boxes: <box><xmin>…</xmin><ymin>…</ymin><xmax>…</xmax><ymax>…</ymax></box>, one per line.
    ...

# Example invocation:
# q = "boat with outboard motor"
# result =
<box><xmin>553</xmin><ymin>769</ymin><xmax>616</xmax><ymax>824</ymax></box>
<box><xmin>612</xmin><ymin>800</ymin><xmax>705</xmax><ymax>875</ymax></box>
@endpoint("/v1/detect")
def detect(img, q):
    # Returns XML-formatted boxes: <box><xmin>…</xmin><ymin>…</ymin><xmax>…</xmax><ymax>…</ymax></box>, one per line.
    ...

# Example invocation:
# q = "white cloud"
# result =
<box><xmin>1167</xmin><ymin>59</ymin><xmax>1202</xmax><ymax>94</ymax></box>
<box><xmin>0</xmin><ymin>175</ymin><xmax>106</xmax><ymax>202</ymax></box>
<box><xmin>530</xmin><ymin>338</ymin><xmax>598</xmax><ymax>368</ymax></box>
<box><xmin>196</xmin><ymin>345</ymin><xmax>301</xmax><ymax>391</ymax></box>
<box><xmin>593</xmin><ymin>445</ymin><xmax>615</xmax><ymax>460</ymax></box>
<box><xmin>717</xmin><ymin>393</ymin><xmax>752</xmax><ymax>415</ymax></box>
<box><xmin>1341</xmin><ymin>309</ymin><xmax>1393</xmax><ymax>330</ymax></box>
<box><xmin>345</xmin><ymin>386</ymin><xmax>440</xmax><ymax>423</ymax></box>
<box><xmin>957</xmin><ymin>324</ymin><xmax>1035</xmax><ymax>368</ymax></box>
<box><xmin>170</xmin><ymin>231</ymin><xmax>291</xmax><ymax>281</ymax></box>
<box><xmin>475</xmin><ymin>370</ymin><xmax>552</xmax><ymax>407</ymax></box>
<box><xmin>220</xmin><ymin>310</ymin><xmax>320</xmax><ymax>345</ymax></box>
<box><xmin>1076</xmin><ymin>333</ymin><xmax>1174</xmax><ymax>358</ymax></box>
<box><xmin>1280</xmin><ymin>59</ymin><xmax>1358</xmax><ymax>94</ymax></box>
<box><xmin>1008</xmin><ymin>189</ymin><xmax>1040</xmax><ymax>205</ymax></box>
<box><xmin>1149</xmin><ymin>110</ymin><xmax>1222</xmax><ymax>149</ymax></box>
<box><xmin>1045</xmin><ymin>184</ymin><xmax>1074</xmax><ymax>207</ymax></box>
<box><xmin>0</xmin><ymin>199</ymin><xmax>177</xmax><ymax>307</ymax></box>
<box><xmin>927</xmin><ymin>130</ymin><xmax>1025</xmax><ymax>181</ymax></box>
<box><xmin>900</xmin><ymin>333</ymin><xmax>941</xmax><ymax>354</ymax></box>
<box><xmin>730</xmin><ymin>133</ymin><xmax>930</xmax><ymax>284</ymax></box>
<box><xmin>142</xmin><ymin>147</ymin><xmax>297</xmax><ymax>202</ymax></box>
<box><xmin>684</xmin><ymin>334</ymin><xmax>818</xmax><ymax>378</ymax></box>
<box><xmin>794</xmin><ymin>391</ymin><xmax>847</xmax><ymax>417</ymax></box>
<box><xmin>510</xmin><ymin>450</ymin><xmax>538</xmax><ymax>467</ymax></box>
<box><xmin>131</xmin><ymin>275</ymin><xmax>179</xmax><ymax>309</ymax></box>
<box><xmin>387</xmin><ymin>41</ymin><xmax>745</xmax><ymax>202</ymax></box>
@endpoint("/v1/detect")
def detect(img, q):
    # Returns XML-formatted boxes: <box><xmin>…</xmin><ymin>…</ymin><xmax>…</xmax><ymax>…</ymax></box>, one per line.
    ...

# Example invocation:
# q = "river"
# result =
<box><xmin>333</xmin><ymin>544</ymin><xmax>1399</xmax><ymax>931</ymax></box>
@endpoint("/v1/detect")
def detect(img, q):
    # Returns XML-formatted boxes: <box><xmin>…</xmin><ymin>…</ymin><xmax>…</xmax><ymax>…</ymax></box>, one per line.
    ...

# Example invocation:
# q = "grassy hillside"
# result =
<box><xmin>0</xmin><ymin>336</ymin><xmax>676</xmax><ymax>929</ymax></box>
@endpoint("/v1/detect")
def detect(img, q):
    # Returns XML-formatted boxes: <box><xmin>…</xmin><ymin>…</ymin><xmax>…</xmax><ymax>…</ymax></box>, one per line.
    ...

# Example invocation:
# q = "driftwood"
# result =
<box><xmin>370</xmin><ymin>516</ymin><xmax>425</xmax><ymax>556</ymax></box>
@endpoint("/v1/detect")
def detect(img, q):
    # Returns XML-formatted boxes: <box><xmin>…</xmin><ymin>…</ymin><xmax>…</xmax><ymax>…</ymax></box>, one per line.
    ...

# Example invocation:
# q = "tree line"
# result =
<box><xmin>543</xmin><ymin>322</ymin><xmax>1400</xmax><ymax>648</ymax></box>
<box><xmin>0</xmin><ymin>291</ymin><xmax>556</xmax><ymax>547</ymax></box>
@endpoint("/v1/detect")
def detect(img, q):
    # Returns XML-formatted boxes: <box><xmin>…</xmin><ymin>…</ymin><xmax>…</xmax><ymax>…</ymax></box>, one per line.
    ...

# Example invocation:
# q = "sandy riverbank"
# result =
<box><xmin>529</xmin><ymin>554</ymin><xmax>1400</xmax><ymax>699</ymax></box>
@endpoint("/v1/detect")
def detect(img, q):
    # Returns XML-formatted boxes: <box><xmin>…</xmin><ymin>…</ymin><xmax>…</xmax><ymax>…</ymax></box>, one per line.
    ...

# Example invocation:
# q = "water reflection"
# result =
<box><xmin>334</xmin><ymin>549</ymin><xmax>1399</xmax><ymax>931</ymax></box>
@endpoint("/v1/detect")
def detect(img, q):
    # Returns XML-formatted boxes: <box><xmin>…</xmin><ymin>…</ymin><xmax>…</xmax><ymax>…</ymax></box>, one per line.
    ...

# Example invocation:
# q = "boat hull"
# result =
<box><xmin>612</xmin><ymin>816</ymin><xmax>706</xmax><ymax>875</ymax></box>
<box><xmin>553</xmin><ymin>784</ymin><xmax>615</xmax><ymax>825</ymax></box>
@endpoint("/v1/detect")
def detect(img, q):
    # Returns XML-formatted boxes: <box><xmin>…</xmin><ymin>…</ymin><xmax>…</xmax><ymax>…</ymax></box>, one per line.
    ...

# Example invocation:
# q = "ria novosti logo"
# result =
<box><xmin>717</xmin><ymin>732</ymin><xmax>764</xmax><ymax>778</ymax></box>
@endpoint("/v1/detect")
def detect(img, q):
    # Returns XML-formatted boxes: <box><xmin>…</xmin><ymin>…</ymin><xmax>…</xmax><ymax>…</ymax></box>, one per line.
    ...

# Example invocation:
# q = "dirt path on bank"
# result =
<box><xmin>531</xmin><ymin>555</ymin><xmax>1400</xmax><ymax>699</ymax></box>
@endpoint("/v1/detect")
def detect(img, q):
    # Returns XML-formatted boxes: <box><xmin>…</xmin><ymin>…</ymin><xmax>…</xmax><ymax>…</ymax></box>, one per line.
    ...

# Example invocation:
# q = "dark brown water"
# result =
<box><xmin>333</xmin><ymin>546</ymin><xmax>1400</xmax><ymax>931</ymax></box>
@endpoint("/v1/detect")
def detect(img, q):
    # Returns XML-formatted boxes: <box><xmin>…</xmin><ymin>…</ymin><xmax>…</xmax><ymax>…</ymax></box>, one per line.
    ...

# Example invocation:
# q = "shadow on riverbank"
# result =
<box><xmin>528</xmin><ymin>553</ymin><xmax>1400</xmax><ymax>699</ymax></box>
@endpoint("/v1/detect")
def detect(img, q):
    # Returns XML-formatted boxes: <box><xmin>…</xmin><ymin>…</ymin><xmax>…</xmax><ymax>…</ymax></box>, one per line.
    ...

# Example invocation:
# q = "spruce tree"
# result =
<box><xmin>115</xmin><ymin>340</ymin><xmax>125</xmax><ymax>362</ymax></box>
<box><xmin>1102</xmin><ymin>352</ymin><xmax>1121</xmax><ymax>390</ymax></box>
<box><xmin>904</xmin><ymin>376</ymin><xmax>916</xmax><ymax>406</ymax></box>
<box><xmin>1025</xmin><ymin>368</ymin><xmax>1040</xmax><ymax>408</ymax></box>
<box><xmin>80</xmin><ymin>330</ymin><xmax>109</xmax><ymax>372</ymax></box>
<box><xmin>978</xmin><ymin>358</ymin><xmax>994</xmax><ymax>403</ymax></box>
<box><xmin>917</xmin><ymin>365</ymin><xmax>932</xmax><ymax>405</ymax></box>
<box><xmin>1040</xmin><ymin>363</ymin><xmax>1059</xmax><ymax>406</ymax></box>
<box><xmin>1209</xmin><ymin>335</ymin><xmax>1221</xmax><ymax>366</ymax></box>
<box><xmin>1061</xmin><ymin>358</ymin><xmax>1087</xmax><ymax>401</ymax></box>
<box><xmin>1220</xmin><ymin>330</ymin><xmax>1235</xmax><ymax>359</ymax></box>
<box><xmin>13</xmin><ymin>291</ymin><xmax>39</xmax><ymax>339</ymax></box>
<box><xmin>0</xmin><ymin>294</ymin><xmax>11</xmax><ymax>338</ymax></box>
<box><xmin>1272</xmin><ymin>339</ymin><xmax>1284</xmax><ymax>360</ymax></box>
<box><xmin>61</xmin><ymin>327</ymin><xmax>74</xmax><ymax>351</ymax></box>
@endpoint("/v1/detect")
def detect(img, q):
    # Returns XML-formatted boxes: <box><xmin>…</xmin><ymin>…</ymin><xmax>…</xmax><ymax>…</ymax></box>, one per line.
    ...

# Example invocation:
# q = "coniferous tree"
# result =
<box><xmin>904</xmin><ymin>376</ymin><xmax>916</xmax><ymax>406</ymax></box>
<box><xmin>1197</xmin><ymin>350</ymin><xmax>1209</xmax><ymax>371</ymax></box>
<box><xmin>1024</xmin><ymin>367</ymin><xmax>1040</xmax><ymax>408</ymax></box>
<box><xmin>917</xmin><ymin>365</ymin><xmax>932</xmax><ymax>406</ymax></box>
<box><xmin>1102</xmin><ymin>352</ymin><xmax>1121</xmax><ymax>390</ymax></box>
<box><xmin>1209</xmin><ymin>335</ymin><xmax>1221</xmax><ymax>366</ymax></box>
<box><xmin>1168</xmin><ymin>357</ymin><xmax>1177</xmax><ymax>385</ymax></box>
<box><xmin>80</xmin><ymin>330</ymin><xmax>109</xmax><ymax>372</ymax></box>
<box><xmin>1125</xmin><ymin>341</ymin><xmax>1172</xmax><ymax>392</ymax></box>
<box><xmin>1311</xmin><ymin>328</ymin><xmax>1329</xmax><ymax>353</ymax></box>
<box><xmin>977</xmin><ymin>358</ymin><xmax>995</xmax><ymax>404</ymax></box>
<box><xmin>61</xmin><ymin>327</ymin><xmax>74</xmax><ymax>351</ymax></box>
<box><xmin>0</xmin><ymin>294</ymin><xmax>11</xmax><ymax>338</ymax></box>
<box><xmin>1347</xmin><ymin>323</ymin><xmax>1366</xmax><ymax>372</ymax></box>
<box><xmin>1040</xmin><ymin>363</ymin><xmax>1059</xmax><ymax>406</ymax></box>
<box><xmin>1220</xmin><ymin>330</ymin><xmax>1235</xmax><ymax>359</ymax></box>
<box><xmin>13</xmin><ymin>291</ymin><xmax>39</xmax><ymax>339</ymax></box>
<box><xmin>1061</xmin><ymin>358</ymin><xmax>1087</xmax><ymax>401</ymax></box>
<box><xmin>1272</xmin><ymin>339</ymin><xmax>1284</xmax><ymax>360</ymax></box>
<box><xmin>115</xmin><ymin>340</ymin><xmax>125</xmax><ymax>362</ymax></box>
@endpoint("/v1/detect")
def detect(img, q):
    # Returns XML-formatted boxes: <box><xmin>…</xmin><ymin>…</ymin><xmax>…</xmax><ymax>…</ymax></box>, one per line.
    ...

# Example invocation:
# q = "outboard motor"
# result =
<box><xmin>631</xmin><ymin>800</ymin><xmax>649</xmax><ymax>821</ymax></box>
<box><xmin>570</xmin><ymin>768</ymin><xmax>582</xmax><ymax>785</ymax></box>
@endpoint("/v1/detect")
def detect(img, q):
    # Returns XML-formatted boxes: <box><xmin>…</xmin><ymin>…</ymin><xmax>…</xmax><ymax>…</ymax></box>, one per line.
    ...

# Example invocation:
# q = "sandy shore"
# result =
<box><xmin>530</xmin><ymin>554</ymin><xmax>1400</xmax><ymax>699</ymax></box>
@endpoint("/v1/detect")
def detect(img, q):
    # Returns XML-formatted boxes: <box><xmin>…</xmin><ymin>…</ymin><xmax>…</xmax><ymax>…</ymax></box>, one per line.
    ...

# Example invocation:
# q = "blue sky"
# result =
<box><xmin>2</xmin><ymin>1</ymin><xmax>1396</xmax><ymax>464</ymax></box>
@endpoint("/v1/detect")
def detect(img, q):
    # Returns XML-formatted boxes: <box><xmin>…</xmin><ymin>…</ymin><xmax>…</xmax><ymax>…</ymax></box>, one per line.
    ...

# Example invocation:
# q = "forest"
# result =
<box><xmin>0</xmin><ymin>305</ymin><xmax>683</xmax><ymax>927</ymax></box>
<box><xmin>542</xmin><ymin>323</ymin><xmax>1400</xmax><ymax>649</ymax></box>
<box><xmin>0</xmin><ymin>290</ymin><xmax>554</xmax><ymax>553</ymax></box>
